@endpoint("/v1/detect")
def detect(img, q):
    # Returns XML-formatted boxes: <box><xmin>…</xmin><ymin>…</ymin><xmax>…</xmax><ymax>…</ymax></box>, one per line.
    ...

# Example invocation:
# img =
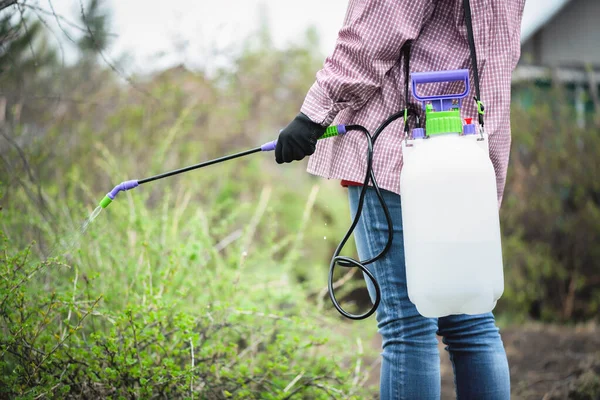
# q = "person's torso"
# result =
<box><xmin>308</xmin><ymin>0</ymin><xmax>525</xmax><ymax>196</ymax></box>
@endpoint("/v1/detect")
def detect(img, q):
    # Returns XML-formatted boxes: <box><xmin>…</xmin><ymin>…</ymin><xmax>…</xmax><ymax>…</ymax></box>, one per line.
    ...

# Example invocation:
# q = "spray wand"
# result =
<box><xmin>96</xmin><ymin>111</ymin><xmax>411</xmax><ymax>320</ymax></box>
<box><xmin>98</xmin><ymin>125</ymin><xmax>345</xmax><ymax>209</ymax></box>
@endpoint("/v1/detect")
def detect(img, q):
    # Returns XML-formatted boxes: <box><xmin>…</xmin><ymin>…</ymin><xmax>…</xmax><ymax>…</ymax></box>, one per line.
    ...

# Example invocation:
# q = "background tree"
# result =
<box><xmin>0</xmin><ymin>12</ymin><xmax>56</xmax><ymax>124</ymax></box>
<box><xmin>77</xmin><ymin>0</ymin><xmax>110</xmax><ymax>58</ymax></box>
<box><xmin>0</xmin><ymin>0</ymin><xmax>17</xmax><ymax>13</ymax></box>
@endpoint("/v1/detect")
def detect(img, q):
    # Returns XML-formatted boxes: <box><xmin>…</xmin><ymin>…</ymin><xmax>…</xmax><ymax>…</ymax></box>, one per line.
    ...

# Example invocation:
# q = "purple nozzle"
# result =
<box><xmin>261</xmin><ymin>140</ymin><xmax>278</xmax><ymax>152</ymax></box>
<box><xmin>107</xmin><ymin>180</ymin><xmax>139</xmax><ymax>200</ymax></box>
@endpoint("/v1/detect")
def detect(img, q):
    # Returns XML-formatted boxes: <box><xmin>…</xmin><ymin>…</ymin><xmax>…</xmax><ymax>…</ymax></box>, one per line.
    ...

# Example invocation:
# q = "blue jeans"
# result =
<box><xmin>348</xmin><ymin>186</ymin><xmax>510</xmax><ymax>400</ymax></box>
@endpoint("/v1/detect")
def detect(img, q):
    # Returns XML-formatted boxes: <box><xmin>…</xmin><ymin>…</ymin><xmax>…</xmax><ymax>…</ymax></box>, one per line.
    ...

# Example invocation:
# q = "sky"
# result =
<box><xmin>520</xmin><ymin>0</ymin><xmax>568</xmax><ymax>42</ymax></box>
<box><xmin>38</xmin><ymin>0</ymin><xmax>541</xmax><ymax>76</ymax></box>
<box><xmin>44</xmin><ymin>0</ymin><xmax>350</xmax><ymax>74</ymax></box>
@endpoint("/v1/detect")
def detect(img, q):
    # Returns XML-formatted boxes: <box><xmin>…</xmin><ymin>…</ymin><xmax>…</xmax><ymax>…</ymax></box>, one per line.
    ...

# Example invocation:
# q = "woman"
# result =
<box><xmin>275</xmin><ymin>0</ymin><xmax>525</xmax><ymax>399</ymax></box>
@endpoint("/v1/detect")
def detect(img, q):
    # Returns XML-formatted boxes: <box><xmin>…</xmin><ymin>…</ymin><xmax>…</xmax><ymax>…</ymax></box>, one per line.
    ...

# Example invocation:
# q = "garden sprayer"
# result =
<box><xmin>94</xmin><ymin>0</ymin><xmax>504</xmax><ymax>321</ymax></box>
<box><xmin>94</xmin><ymin>69</ymin><xmax>504</xmax><ymax>322</ymax></box>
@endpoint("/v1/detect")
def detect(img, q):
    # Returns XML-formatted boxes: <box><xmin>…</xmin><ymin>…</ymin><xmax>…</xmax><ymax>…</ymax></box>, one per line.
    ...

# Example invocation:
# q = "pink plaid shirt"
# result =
<box><xmin>301</xmin><ymin>0</ymin><xmax>526</xmax><ymax>203</ymax></box>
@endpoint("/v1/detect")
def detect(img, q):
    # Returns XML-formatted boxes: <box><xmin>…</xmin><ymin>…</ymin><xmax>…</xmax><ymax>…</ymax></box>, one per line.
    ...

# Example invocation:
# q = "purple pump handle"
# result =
<box><xmin>107</xmin><ymin>180</ymin><xmax>139</xmax><ymax>200</ymax></box>
<box><xmin>411</xmin><ymin>69</ymin><xmax>470</xmax><ymax>85</ymax></box>
<box><xmin>411</xmin><ymin>69</ymin><xmax>470</xmax><ymax>102</ymax></box>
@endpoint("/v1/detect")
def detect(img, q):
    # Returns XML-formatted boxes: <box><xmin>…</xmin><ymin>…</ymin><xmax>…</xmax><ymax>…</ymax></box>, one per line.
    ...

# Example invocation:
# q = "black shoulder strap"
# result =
<box><xmin>402</xmin><ymin>40</ymin><xmax>412</xmax><ymax>133</ymax></box>
<box><xmin>463</xmin><ymin>0</ymin><xmax>485</xmax><ymax>128</ymax></box>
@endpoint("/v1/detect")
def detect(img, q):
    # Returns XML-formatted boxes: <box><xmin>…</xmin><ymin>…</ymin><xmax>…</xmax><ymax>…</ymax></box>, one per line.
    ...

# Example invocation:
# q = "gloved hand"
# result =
<box><xmin>275</xmin><ymin>113</ymin><xmax>327</xmax><ymax>164</ymax></box>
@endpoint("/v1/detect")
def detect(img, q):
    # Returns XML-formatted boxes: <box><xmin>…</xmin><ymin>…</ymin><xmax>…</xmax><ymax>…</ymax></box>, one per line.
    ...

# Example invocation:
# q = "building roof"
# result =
<box><xmin>520</xmin><ymin>0</ymin><xmax>571</xmax><ymax>43</ymax></box>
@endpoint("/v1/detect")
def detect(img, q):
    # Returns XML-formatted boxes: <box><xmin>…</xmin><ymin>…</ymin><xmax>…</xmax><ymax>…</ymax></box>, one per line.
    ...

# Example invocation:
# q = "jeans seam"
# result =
<box><xmin>361</xmin><ymin>187</ymin><xmax>404</xmax><ymax>400</ymax></box>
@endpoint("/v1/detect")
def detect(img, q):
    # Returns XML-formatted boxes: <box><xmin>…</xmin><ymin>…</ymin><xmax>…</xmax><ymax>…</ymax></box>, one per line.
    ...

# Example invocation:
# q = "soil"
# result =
<box><xmin>364</xmin><ymin>323</ymin><xmax>600</xmax><ymax>400</ymax></box>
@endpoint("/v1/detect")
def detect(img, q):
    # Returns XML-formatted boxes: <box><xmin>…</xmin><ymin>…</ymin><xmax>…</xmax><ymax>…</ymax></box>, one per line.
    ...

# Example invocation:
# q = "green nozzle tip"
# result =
<box><xmin>99</xmin><ymin>195</ymin><xmax>112</xmax><ymax>209</ymax></box>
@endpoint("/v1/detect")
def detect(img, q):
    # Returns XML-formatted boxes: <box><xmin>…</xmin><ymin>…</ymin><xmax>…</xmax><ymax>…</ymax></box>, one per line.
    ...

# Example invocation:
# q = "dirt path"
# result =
<box><xmin>364</xmin><ymin>323</ymin><xmax>600</xmax><ymax>399</ymax></box>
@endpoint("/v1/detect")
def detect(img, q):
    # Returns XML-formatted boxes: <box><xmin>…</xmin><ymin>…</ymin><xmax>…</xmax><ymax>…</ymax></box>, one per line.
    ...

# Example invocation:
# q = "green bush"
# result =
<box><xmin>0</xmin><ymin>215</ymin><xmax>370</xmax><ymax>399</ymax></box>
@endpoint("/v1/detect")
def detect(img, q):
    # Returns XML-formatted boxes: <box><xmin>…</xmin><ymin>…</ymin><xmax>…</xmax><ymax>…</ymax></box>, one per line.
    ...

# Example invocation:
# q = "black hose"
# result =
<box><xmin>328</xmin><ymin>109</ymin><xmax>419</xmax><ymax>320</ymax></box>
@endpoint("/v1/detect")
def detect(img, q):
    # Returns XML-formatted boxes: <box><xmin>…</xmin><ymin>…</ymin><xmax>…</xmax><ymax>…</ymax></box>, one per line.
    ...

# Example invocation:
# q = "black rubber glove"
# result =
<box><xmin>275</xmin><ymin>113</ymin><xmax>327</xmax><ymax>164</ymax></box>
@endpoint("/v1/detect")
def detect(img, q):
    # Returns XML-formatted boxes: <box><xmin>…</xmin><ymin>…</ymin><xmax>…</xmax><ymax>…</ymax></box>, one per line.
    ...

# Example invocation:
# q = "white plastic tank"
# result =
<box><xmin>400</xmin><ymin>69</ymin><xmax>504</xmax><ymax>318</ymax></box>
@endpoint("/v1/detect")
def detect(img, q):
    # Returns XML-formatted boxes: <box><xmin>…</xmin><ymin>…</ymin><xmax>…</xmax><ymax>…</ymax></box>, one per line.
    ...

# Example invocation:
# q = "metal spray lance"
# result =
<box><xmin>97</xmin><ymin>125</ymin><xmax>346</xmax><ymax>209</ymax></box>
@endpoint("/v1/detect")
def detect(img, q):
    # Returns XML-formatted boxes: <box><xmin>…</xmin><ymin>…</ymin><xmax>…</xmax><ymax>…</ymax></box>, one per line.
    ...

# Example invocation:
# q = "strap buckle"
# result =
<box><xmin>475</xmin><ymin>98</ymin><xmax>485</xmax><ymax>116</ymax></box>
<box><xmin>473</xmin><ymin>97</ymin><xmax>485</xmax><ymax>140</ymax></box>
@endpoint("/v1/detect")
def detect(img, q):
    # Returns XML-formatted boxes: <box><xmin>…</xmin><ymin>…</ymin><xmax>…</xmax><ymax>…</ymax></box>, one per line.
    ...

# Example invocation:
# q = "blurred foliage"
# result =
<box><xmin>497</xmin><ymin>85</ymin><xmax>600</xmax><ymax>323</ymax></box>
